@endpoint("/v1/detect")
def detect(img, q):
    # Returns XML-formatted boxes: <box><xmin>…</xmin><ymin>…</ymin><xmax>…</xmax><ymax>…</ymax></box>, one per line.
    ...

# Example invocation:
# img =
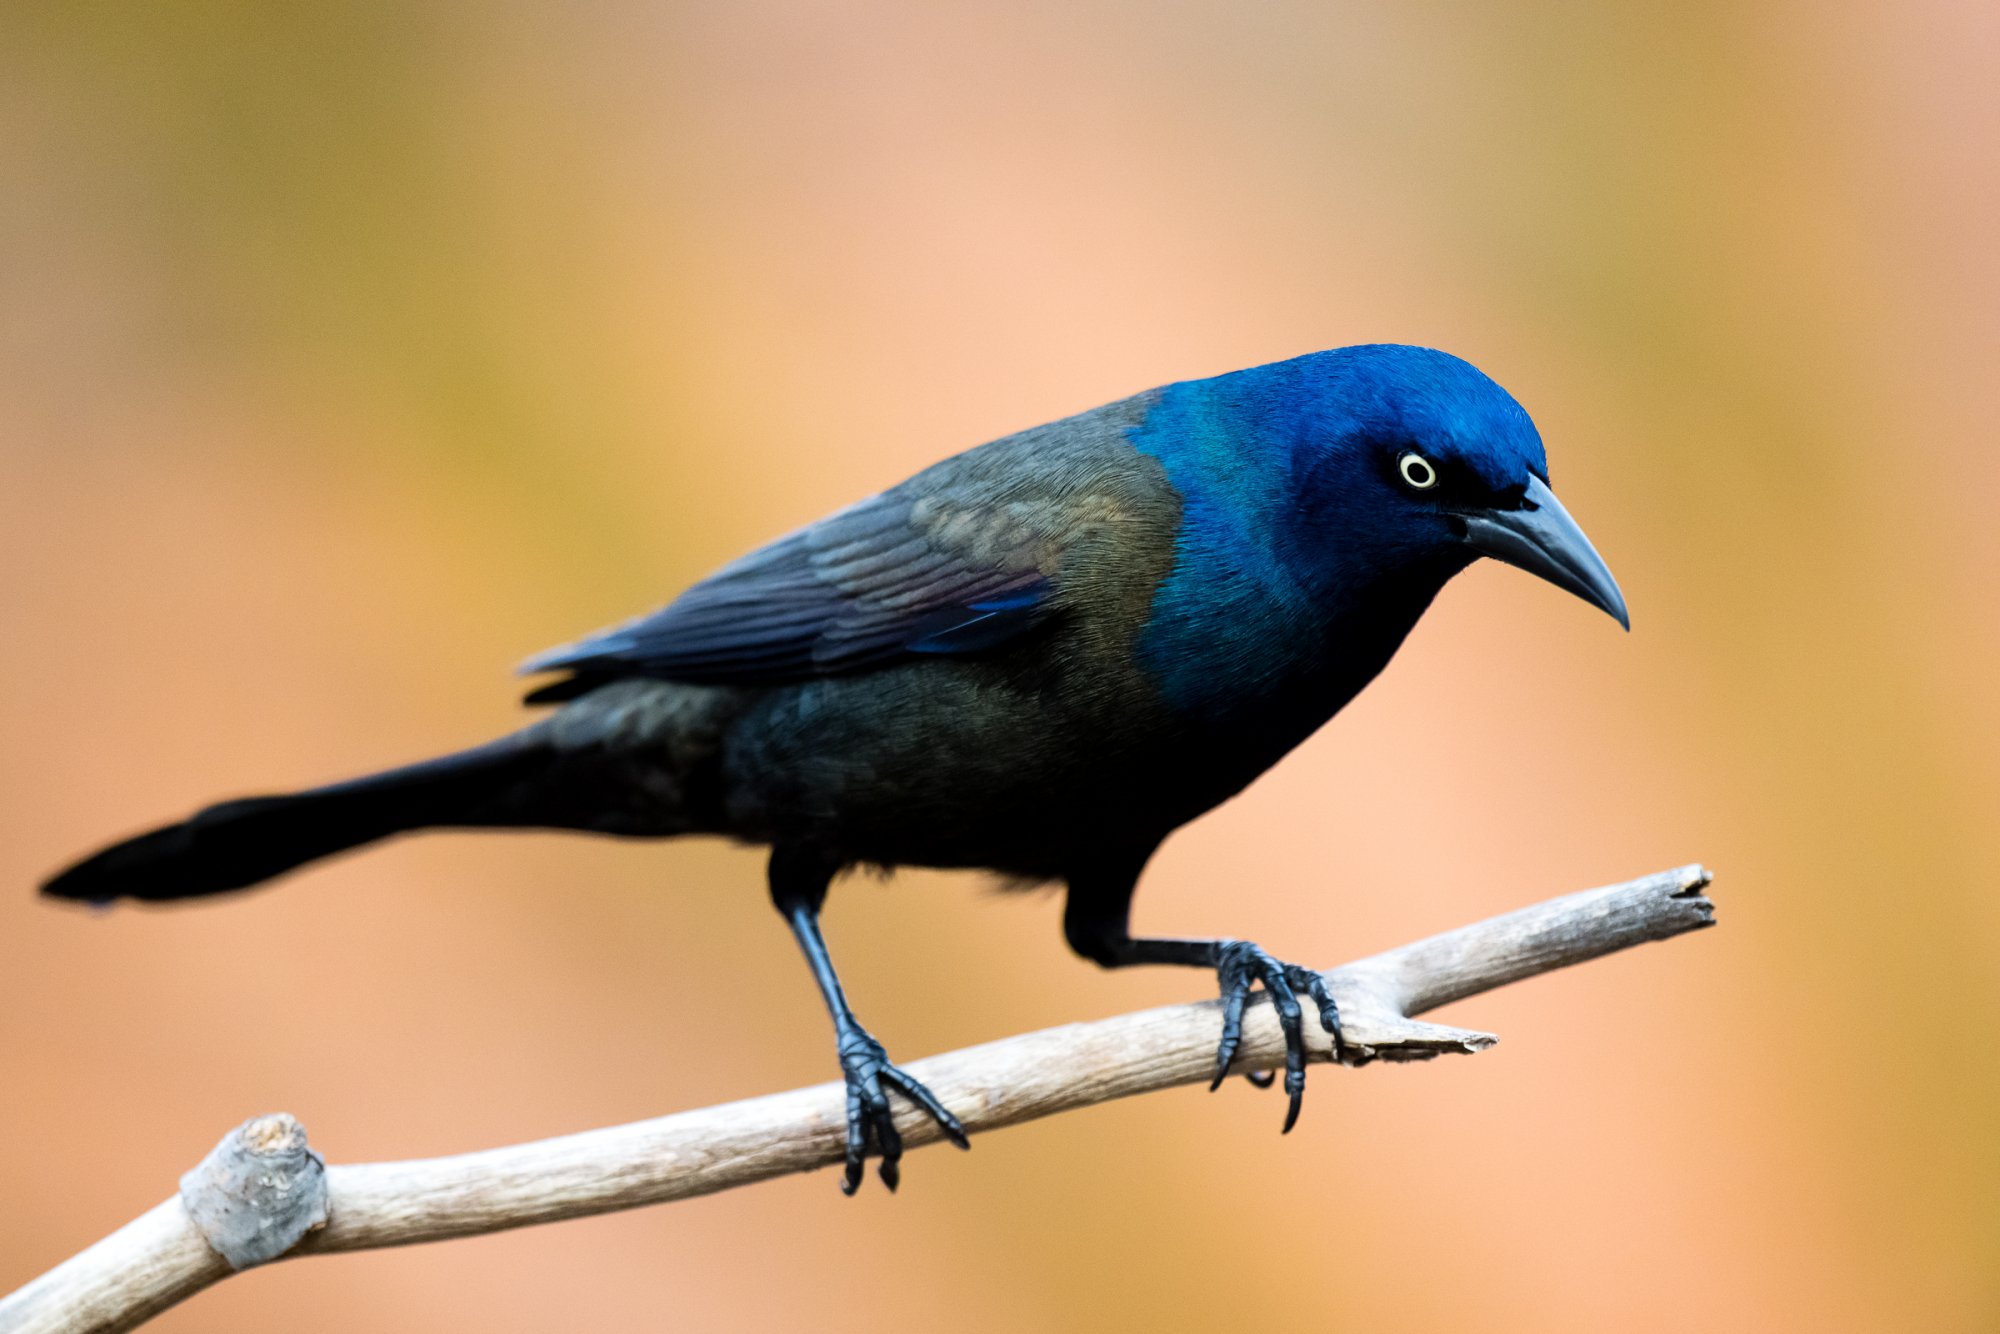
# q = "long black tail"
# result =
<box><xmin>41</xmin><ymin>736</ymin><xmax>550</xmax><ymax>905</ymax></box>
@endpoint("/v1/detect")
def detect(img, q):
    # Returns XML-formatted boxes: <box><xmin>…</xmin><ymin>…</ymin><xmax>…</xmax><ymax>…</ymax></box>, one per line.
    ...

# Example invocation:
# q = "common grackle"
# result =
<box><xmin>44</xmin><ymin>345</ymin><xmax>1627</xmax><ymax>1193</ymax></box>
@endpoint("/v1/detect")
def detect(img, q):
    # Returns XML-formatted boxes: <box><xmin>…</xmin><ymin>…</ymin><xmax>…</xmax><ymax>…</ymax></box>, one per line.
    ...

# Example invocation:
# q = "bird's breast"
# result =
<box><xmin>1131</xmin><ymin>560</ymin><xmax>1450</xmax><ymax>790</ymax></box>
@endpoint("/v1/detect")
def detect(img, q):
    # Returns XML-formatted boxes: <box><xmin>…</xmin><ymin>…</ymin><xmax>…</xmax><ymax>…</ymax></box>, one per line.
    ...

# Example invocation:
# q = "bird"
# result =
<box><xmin>42</xmin><ymin>344</ymin><xmax>1628</xmax><ymax>1193</ymax></box>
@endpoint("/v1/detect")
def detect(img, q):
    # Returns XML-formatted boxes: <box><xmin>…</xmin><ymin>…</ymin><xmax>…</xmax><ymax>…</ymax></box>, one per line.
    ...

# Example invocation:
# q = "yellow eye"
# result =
<box><xmin>1398</xmin><ymin>451</ymin><xmax>1439</xmax><ymax>490</ymax></box>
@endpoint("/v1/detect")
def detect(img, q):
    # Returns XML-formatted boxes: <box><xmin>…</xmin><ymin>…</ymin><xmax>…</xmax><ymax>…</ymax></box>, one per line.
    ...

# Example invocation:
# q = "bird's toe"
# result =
<box><xmin>1208</xmin><ymin>941</ymin><xmax>1340</xmax><ymax>1132</ymax></box>
<box><xmin>833</xmin><ymin>1027</ymin><xmax>967</xmax><ymax>1194</ymax></box>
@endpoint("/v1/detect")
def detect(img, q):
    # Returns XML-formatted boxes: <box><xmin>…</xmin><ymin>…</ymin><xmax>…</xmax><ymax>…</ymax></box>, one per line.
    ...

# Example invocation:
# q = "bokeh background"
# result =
<box><xmin>4</xmin><ymin>3</ymin><xmax>1997</xmax><ymax>1330</ymax></box>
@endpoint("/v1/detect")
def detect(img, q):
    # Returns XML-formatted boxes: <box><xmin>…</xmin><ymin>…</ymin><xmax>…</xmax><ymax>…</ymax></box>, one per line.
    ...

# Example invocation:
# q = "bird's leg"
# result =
<box><xmin>1063</xmin><ymin>869</ymin><xmax>1344</xmax><ymax>1133</ymax></box>
<box><xmin>769</xmin><ymin>847</ymin><xmax>969</xmax><ymax>1193</ymax></box>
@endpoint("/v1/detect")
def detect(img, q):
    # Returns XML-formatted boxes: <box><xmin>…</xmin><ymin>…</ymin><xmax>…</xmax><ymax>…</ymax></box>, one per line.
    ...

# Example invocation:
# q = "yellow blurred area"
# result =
<box><xmin>4</xmin><ymin>2</ymin><xmax>1997</xmax><ymax>1329</ymax></box>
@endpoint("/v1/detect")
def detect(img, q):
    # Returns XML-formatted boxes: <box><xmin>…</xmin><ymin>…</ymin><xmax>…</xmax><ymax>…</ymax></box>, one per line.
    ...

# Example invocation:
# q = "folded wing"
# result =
<box><xmin>520</xmin><ymin>481</ymin><xmax>1065</xmax><ymax>699</ymax></box>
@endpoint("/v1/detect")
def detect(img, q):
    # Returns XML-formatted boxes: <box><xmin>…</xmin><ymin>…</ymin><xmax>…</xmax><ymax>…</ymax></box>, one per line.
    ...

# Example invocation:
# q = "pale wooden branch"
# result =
<box><xmin>1</xmin><ymin>864</ymin><xmax>1714</xmax><ymax>1334</ymax></box>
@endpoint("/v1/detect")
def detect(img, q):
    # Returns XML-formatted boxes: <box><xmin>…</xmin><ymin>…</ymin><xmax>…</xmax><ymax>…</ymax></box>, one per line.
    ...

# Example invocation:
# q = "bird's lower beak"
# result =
<box><xmin>1457</xmin><ymin>476</ymin><xmax>1630</xmax><ymax>629</ymax></box>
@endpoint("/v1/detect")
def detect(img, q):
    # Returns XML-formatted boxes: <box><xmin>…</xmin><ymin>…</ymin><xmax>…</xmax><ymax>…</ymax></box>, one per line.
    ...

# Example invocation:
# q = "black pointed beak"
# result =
<box><xmin>1457</xmin><ymin>476</ymin><xmax>1629</xmax><ymax>629</ymax></box>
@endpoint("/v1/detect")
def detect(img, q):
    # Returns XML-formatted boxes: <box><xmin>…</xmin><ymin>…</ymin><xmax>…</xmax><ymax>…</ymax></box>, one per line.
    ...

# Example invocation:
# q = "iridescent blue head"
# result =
<box><xmin>1134</xmin><ymin>344</ymin><xmax>1627</xmax><ymax>632</ymax></box>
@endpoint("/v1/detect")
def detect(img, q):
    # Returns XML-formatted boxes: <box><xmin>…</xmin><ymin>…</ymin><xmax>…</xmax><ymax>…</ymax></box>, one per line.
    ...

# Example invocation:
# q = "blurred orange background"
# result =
<box><xmin>4</xmin><ymin>3</ymin><xmax>1997</xmax><ymax>1330</ymax></box>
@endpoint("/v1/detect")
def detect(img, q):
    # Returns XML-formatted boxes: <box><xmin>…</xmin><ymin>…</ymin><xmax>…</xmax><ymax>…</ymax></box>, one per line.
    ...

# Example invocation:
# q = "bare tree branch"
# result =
<box><xmin>1</xmin><ymin>865</ymin><xmax>1714</xmax><ymax>1334</ymax></box>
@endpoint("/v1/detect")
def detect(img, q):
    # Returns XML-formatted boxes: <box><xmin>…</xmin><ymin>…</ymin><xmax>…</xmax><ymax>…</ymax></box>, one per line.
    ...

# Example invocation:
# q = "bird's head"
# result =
<box><xmin>1216</xmin><ymin>344</ymin><xmax>1629</xmax><ymax>628</ymax></box>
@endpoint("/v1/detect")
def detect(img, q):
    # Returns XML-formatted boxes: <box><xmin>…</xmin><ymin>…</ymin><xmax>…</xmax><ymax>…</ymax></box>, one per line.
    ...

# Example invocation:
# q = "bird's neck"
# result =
<box><xmin>1136</xmin><ymin>547</ymin><xmax>1463</xmax><ymax>753</ymax></box>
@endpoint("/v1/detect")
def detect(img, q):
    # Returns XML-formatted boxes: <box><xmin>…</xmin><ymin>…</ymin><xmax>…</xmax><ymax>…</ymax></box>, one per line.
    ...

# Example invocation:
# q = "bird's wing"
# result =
<box><xmin>518</xmin><ymin>423</ymin><xmax>1170</xmax><ymax>698</ymax></box>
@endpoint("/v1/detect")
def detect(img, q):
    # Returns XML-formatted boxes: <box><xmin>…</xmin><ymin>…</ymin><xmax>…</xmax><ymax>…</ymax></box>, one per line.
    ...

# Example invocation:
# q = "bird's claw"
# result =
<box><xmin>1207</xmin><ymin>940</ymin><xmax>1344</xmax><ymax>1133</ymax></box>
<box><xmin>834</xmin><ymin>1024</ymin><xmax>969</xmax><ymax>1194</ymax></box>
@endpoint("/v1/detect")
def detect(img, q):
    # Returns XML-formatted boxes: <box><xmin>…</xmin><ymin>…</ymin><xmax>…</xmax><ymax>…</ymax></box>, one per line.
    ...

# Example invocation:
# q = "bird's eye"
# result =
<box><xmin>1398</xmin><ymin>451</ymin><xmax>1440</xmax><ymax>491</ymax></box>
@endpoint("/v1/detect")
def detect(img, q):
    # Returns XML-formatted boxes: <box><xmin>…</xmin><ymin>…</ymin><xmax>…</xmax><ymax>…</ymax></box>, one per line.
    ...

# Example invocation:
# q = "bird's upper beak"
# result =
<box><xmin>1456</xmin><ymin>476</ymin><xmax>1629</xmax><ymax>629</ymax></box>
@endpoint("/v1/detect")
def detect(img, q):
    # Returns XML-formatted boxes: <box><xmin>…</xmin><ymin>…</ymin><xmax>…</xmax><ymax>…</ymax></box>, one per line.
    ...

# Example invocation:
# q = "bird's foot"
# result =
<box><xmin>1208</xmin><ymin>940</ymin><xmax>1344</xmax><ymax>1133</ymax></box>
<box><xmin>834</xmin><ymin>1022</ymin><xmax>970</xmax><ymax>1194</ymax></box>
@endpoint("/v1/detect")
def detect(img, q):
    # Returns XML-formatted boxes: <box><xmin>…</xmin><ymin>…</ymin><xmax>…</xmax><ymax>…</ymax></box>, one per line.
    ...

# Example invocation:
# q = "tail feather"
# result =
<box><xmin>42</xmin><ymin>736</ymin><xmax>549</xmax><ymax>905</ymax></box>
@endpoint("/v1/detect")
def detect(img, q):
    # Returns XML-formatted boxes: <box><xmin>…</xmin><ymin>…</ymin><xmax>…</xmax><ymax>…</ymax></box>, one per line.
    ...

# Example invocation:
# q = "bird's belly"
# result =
<box><xmin>708</xmin><ymin>658</ymin><xmax>1338</xmax><ymax>876</ymax></box>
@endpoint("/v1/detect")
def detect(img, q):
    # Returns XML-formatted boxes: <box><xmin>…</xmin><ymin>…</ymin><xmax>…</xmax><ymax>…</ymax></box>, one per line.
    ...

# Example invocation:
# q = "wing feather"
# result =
<box><xmin>520</xmin><ymin>494</ymin><xmax>1055</xmax><ymax>689</ymax></box>
<box><xmin>518</xmin><ymin>395</ymin><xmax>1173</xmax><ymax>698</ymax></box>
